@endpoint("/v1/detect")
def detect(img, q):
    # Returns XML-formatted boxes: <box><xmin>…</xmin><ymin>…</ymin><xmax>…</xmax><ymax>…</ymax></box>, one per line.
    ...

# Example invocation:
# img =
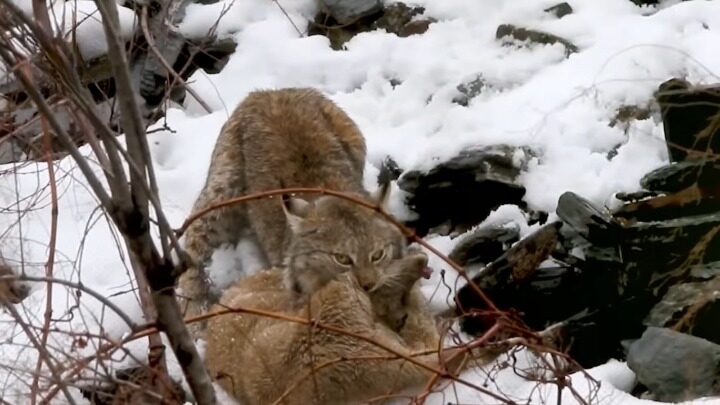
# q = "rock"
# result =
<box><xmin>309</xmin><ymin>2</ymin><xmax>434</xmax><ymax>50</ymax></box>
<box><xmin>496</xmin><ymin>24</ymin><xmax>579</xmax><ymax>57</ymax></box>
<box><xmin>377</xmin><ymin>156</ymin><xmax>403</xmax><ymax>186</ymax></box>
<box><xmin>317</xmin><ymin>0</ymin><xmax>383</xmax><ymax>24</ymax></box>
<box><xmin>449</xmin><ymin>223</ymin><xmax>520</xmax><ymax>267</ymax></box>
<box><xmin>452</xmin><ymin>75</ymin><xmax>487</xmax><ymax>106</ymax></box>
<box><xmin>455</xmin><ymin>222</ymin><xmax>564</xmax><ymax>333</ymax></box>
<box><xmin>690</xmin><ymin>261</ymin><xmax>720</xmax><ymax>279</ymax></box>
<box><xmin>556</xmin><ymin>191</ymin><xmax>622</xmax><ymax>246</ymax></box>
<box><xmin>398</xmin><ymin>19</ymin><xmax>433</xmax><ymax>37</ymax></box>
<box><xmin>371</xmin><ymin>3</ymin><xmax>427</xmax><ymax>35</ymax></box>
<box><xmin>645</xmin><ymin>273</ymin><xmax>720</xmax><ymax>344</ymax></box>
<box><xmin>629</xmin><ymin>0</ymin><xmax>659</xmax><ymax>5</ymax></box>
<box><xmin>655</xmin><ymin>78</ymin><xmax>720</xmax><ymax>163</ymax></box>
<box><xmin>544</xmin><ymin>3</ymin><xmax>573</xmax><ymax>19</ymax></box>
<box><xmin>627</xmin><ymin>327</ymin><xmax>720</xmax><ymax>402</ymax></box>
<box><xmin>640</xmin><ymin>160</ymin><xmax>720</xmax><ymax>194</ymax></box>
<box><xmin>614</xmin><ymin>185</ymin><xmax>720</xmax><ymax>223</ymax></box>
<box><xmin>559</xmin><ymin>293</ymin><xmax>651</xmax><ymax>368</ymax></box>
<box><xmin>397</xmin><ymin>145</ymin><xmax>530</xmax><ymax>236</ymax></box>
<box><xmin>182</xmin><ymin>37</ymin><xmax>238</xmax><ymax>76</ymax></box>
<box><xmin>614</xmin><ymin>190</ymin><xmax>661</xmax><ymax>203</ymax></box>
<box><xmin>609</xmin><ymin>105</ymin><xmax>654</xmax><ymax>133</ymax></box>
<box><xmin>621</xmin><ymin>212</ymin><xmax>720</xmax><ymax>297</ymax></box>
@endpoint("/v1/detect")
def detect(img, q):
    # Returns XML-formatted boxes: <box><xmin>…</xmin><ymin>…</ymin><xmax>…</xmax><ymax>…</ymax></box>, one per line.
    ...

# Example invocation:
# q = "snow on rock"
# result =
<box><xmin>2</xmin><ymin>0</ymin><xmax>720</xmax><ymax>403</ymax></box>
<box><xmin>10</xmin><ymin>0</ymin><xmax>136</xmax><ymax>60</ymax></box>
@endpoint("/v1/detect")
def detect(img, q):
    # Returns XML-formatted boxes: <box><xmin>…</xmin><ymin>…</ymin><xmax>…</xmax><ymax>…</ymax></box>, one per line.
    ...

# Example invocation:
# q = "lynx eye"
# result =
<box><xmin>370</xmin><ymin>248</ymin><xmax>386</xmax><ymax>263</ymax></box>
<box><xmin>332</xmin><ymin>253</ymin><xmax>353</xmax><ymax>266</ymax></box>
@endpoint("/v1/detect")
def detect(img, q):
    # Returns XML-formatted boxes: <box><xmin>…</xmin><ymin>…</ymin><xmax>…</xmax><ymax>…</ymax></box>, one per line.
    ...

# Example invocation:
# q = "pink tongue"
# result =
<box><xmin>422</xmin><ymin>266</ymin><xmax>433</xmax><ymax>279</ymax></box>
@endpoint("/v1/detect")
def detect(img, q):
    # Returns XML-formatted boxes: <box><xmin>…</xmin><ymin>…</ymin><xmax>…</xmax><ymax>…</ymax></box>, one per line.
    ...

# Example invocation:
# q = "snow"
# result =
<box><xmin>9</xmin><ymin>0</ymin><xmax>136</xmax><ymax>60</ymax></box>
<box><xmin>2</xmin><ymin>0</ymin><xmax>720</xmax><ymax>403</ymax></box>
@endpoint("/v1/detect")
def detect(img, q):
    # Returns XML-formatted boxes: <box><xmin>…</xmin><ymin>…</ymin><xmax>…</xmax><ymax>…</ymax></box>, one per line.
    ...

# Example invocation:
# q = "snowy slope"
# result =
<box><xmin>2</xmin><ymin>0</ymin><xmax>720</xmax><ymax>403</ymax></box>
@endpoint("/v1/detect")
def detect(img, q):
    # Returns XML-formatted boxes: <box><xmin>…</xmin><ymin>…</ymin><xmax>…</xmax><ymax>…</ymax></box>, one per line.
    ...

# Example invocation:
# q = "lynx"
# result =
<box><xmin>204</xmin><ymin>252</ymin><xmax>489</xmax><ymax>405</ymax></box>
<box><xmin>177</xmin><ymin>88</ymin><xmax>408</xmax><ymax>323</ymax></box>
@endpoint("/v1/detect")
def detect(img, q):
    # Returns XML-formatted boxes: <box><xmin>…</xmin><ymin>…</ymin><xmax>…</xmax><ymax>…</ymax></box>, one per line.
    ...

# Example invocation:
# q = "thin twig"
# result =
<box><xmin>29</xmin><ymin>100</ymin><xmax>60</xmax><ymax>404</ymax></box>
<box><xmin>2</xmin><ymin>303</ymin><xmax>77</xmax><ymax>405</ymax></box>
<box><xmin>5</xmin><ymin>275</ymin><xmax>138</xmax><ymax>330</ymax></box>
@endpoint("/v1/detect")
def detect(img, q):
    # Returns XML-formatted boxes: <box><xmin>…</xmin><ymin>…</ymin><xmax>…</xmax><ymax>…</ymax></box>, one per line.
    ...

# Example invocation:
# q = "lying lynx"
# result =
<box><xmin>205</xmin><ymin>252</ymin><xmax>482</xmax><ymax>405</ymax></box>
<box><xmin>177</xmin><ymin>88</ymin><xmax>403</xmax><ymax>320</ymax></box>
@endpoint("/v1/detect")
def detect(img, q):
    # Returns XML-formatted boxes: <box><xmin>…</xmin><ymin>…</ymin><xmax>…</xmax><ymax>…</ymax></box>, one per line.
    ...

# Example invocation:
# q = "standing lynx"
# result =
<box><xmin>177</xmin><ymin>88</ymin><xmax>406</xmax><ymax>320</ymax></box>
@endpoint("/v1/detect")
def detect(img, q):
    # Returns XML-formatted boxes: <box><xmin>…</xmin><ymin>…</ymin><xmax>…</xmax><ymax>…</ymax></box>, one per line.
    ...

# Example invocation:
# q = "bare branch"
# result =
<box><xmin>30</xmin><ymin>110</ymin><xmax>60</xmax><ymax>404</ymax></box>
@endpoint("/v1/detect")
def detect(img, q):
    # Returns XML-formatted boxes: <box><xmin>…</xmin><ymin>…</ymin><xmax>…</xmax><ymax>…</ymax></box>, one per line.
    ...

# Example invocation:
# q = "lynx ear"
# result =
<box><xmin>370</xmin><ymin>181</ymin><xmax>392</xmax><ymax>210</ymax></box>
<box><xmin>282</xmin><ymin>194</ymin><xmax>312</xmax><ymax>233</ymax></box>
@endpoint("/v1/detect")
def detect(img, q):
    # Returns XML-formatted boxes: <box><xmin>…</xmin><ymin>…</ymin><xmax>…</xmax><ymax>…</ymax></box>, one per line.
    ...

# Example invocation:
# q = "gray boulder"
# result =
<box><xmin>627</xmin><ymin>327</ymin><xmax>720</xmax><ymax>402</ymax></box>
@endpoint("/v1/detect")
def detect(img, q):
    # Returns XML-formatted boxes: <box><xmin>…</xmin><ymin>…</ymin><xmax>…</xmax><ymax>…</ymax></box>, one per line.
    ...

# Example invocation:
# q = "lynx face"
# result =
<box><xmin>283</xmin><ymin>194</ymin><xmax>407</xmax><ymax>296</ymax></box>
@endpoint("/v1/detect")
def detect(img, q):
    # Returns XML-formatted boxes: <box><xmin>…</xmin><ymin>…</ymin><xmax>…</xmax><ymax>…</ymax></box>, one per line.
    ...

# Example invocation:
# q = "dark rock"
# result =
<box><xmin>615</xmin><ymin>190</ymin><xmax>662</xmax><ymax>203</ymax></box>
<box><xmin>559</xmin><ymin>292</ymin><xmax>651</xmax><ymax>368</ymax></box>
<box><xmin>449</xmin><ymin>223</ymin><xmax>520</xmax><ymax>267</ymax></box>
<box><xmin>614</xmin><ymin>187</ymin><xmax>720</xmax><ymax>223</ymax></box>
<box><xmin>377</xmin><ymin>156</ymin><xmax>403</xmax><ymax>186</ymax></box>
<box><xmin>398</xmin><ymin>145</ymin><xmax>530</xmax><ymax>237</ymax></box>
<box><xmin>655</xmin><ymin>78</ymin><xmax>720</xmax><ymax>163</ymax></box>
<box><xmin>317</xmin><ymin>0</ymin><xmax>383</xmax><ymax>24</ymax></box>
<box><xmin>452</xmin><ymin>75</ymin><xmax>487</xmax><ymax>106</ymax></box>
<box><xmin>181</xmin><ymin>37</ymin><xmax>237</xmax><ymax>75</ymax></box>
<box><xmin>544</xmin><ymin>3</ymin><xmax>573</xmax><ymax>19</ymax></box>
<box><xmin>622</xmin><ymin>212</ymin><xmax>720</xmax><ymax>297</ymax></box>
<box><xmin>645</xmin><ymin>274</ymin><xmax>720</xmax><ymax>344</ymax></box>
<box><xmin>496</xmin><ymin>24</ymin><xmax>579</xmax><ymax>57</ymax></box>
<box><xmin>609</xmin><ymin>105</ymin><xmax>654</xmax><ymax>134</ymax></box>
<box><xmin>456</xmin><ymin>222</ymin><xmax>564</xmax><ymax>332</ymax></box>
<box><xmin>527</xmin><ymin>209</ymin><xmax>549</xmax><ymax>226</ymax></box>
<box><xmin>627</xmin><ymin>327</ymin><xmax>720</xmax><ymax>402</ymax></box>
<box><xmin>398</xmin><ymin>19</ymin><xmax>433</xmax><ymax>37</ymax></box>
<box><xmin>309</xmin><ymin>2</ymin><xmax>434</xmax><ymax>50</ymax></box>
<box><xmin>556</xmin><ymin>191</ymin><xmax>623</xmax><ymax>246</ymax></box>
<box><xmin>606</xmin><ymin>142</ymin><xmax>623</xmax><ymax>160</ymax></box>
<box><xmin>640</xmin><ymin>160</ymin><xmax>720</xmax><ymax>194</ymax></box>
<box><xmin>629</xmin><ymin>0</ymin><xmax>659</xmax><ymax>5</ymax></box>
<box><xmin>371</xmin><ymin>3</ymin><xmax>428</xmax><ymax>35</ymax></box>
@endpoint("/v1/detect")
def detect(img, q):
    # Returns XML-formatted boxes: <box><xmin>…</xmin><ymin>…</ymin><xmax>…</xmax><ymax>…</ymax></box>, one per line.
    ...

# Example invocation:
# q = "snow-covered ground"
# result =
<box><xmin>2</xmin><ymin>0</ymin><xmax>720</xmax><ymax>403</ymax></box>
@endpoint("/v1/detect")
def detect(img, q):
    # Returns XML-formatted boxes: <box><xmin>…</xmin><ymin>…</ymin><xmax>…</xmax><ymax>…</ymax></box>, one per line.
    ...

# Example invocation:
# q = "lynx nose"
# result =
<box><xmin>356</xmin><ymin>272</ymin><xmax>376</xmax><ymax>292</ymax></box>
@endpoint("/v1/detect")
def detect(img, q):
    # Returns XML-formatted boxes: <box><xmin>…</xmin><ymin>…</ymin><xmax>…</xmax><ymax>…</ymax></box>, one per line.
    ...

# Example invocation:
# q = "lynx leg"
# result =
<box><xmin>178</xmin><ymin>115</ymin><xmax>270</xmax><ymax>330</ymax></box>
